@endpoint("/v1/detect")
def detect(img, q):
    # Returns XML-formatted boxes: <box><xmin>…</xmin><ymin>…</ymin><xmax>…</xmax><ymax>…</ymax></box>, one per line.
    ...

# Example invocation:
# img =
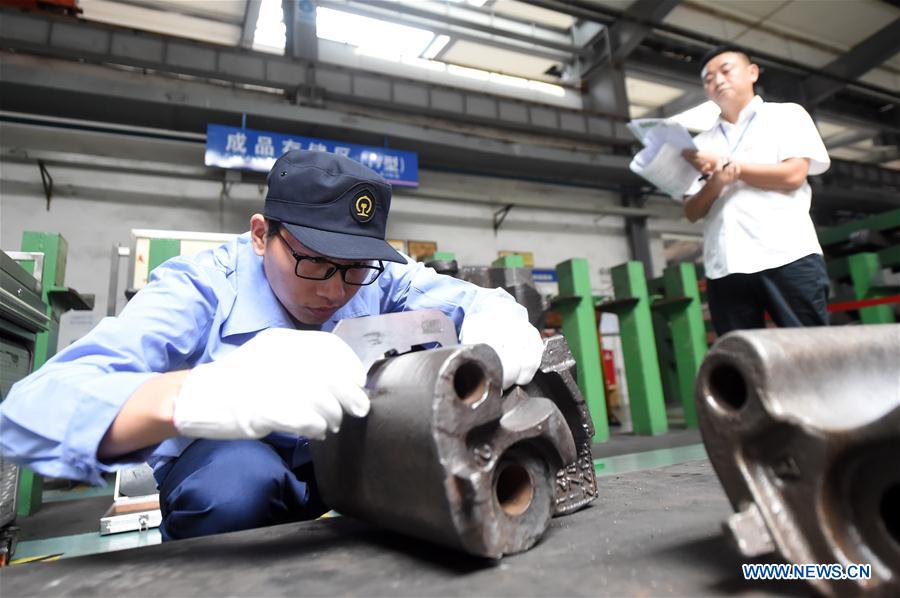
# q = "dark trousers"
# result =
<box><xmin>706</xmin><ymin>253</ymin><xmax>829</xmax><ymax>336</ymax></box>
<box><xmin>153</xmin><ymin>434</ymin><xmax>327</xmax><ymax>541</ymax></box>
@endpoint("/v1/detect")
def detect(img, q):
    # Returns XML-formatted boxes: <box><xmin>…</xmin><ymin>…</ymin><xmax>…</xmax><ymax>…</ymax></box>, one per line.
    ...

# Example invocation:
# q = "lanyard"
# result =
<box><xmin>718</xmin><ymin>112</ymin><xmax>757</xmax><ymax>156</ymax></box>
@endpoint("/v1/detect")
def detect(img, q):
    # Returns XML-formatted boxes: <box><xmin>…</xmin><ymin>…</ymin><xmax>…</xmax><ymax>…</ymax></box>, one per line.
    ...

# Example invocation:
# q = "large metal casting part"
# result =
<box><xmin>312</xmin><ymin>311</ymin><xmax>597</xmax><ymax>558</ymax></box>
<box><xmin>695</xmin><ymin>324</ymin><xmax>900</xmax><ymax>596</ymax></box>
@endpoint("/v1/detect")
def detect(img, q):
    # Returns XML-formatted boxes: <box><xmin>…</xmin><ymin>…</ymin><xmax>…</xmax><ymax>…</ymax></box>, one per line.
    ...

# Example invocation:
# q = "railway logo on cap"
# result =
<box><xmin>352</xmin><ymin>192</ymin><xmax>375</xmax><ymax>224</ymax></box>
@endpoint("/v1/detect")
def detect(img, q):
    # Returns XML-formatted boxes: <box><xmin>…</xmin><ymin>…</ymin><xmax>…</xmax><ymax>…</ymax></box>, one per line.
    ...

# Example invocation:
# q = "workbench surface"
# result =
<box><xmin>2</xmin><ymin>460</ymin><xmax>807</xmax><ymax>596</ymax></box>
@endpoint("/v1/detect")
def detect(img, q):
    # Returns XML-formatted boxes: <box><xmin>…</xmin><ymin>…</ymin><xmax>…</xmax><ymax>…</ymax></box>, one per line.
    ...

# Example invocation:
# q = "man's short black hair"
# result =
<box><xmin>700</xmin><ymin>44</ymin><xmax>752</xmax><ymax>74</ymax></box>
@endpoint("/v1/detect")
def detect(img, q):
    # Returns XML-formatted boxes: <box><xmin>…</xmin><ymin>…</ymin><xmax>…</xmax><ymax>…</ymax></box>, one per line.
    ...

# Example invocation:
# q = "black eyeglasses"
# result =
<box><xmin>275</xmin><ymin>233</ymin><xmax>384</xmax><ymax>286</ymax></box>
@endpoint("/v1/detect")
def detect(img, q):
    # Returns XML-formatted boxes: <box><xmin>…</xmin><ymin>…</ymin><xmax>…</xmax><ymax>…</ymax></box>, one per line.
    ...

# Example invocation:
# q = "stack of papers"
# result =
<box><xmin>628</xmin><ymin>119</ymin><xmax>701</xmax><ymax>199</ymax></box>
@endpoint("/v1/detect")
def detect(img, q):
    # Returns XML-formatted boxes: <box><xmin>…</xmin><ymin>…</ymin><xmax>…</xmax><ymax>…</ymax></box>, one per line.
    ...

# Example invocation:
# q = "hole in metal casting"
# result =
<box><xmin>708</xmin><ymin>363</ymin><xmax>748</xmax><ymax>411</ymax></box>
<box><xmin>495</xmin><ymin>463</ymin><xmax>534</xmax><ymax>517</ymax></box>
<box><xmin>454</xmin><ymin>361</ymin><xmax>487</xmax><ymax>406</ymax></box>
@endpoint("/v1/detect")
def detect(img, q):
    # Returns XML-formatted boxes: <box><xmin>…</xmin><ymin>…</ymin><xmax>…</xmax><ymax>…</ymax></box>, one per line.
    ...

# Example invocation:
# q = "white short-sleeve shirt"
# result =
<box><xmin>685</xmin><ymin>96</ymin><xmax>830</xmax><ymax>280</ymax></box>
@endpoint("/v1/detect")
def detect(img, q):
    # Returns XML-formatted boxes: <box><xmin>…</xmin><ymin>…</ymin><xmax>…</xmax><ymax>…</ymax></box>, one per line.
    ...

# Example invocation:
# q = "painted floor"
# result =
<box><xmin>10</xmin><ymin>439</ymin><xmax>709</xmax><ymax>566</ymax></box>
<box><xmin>593</xmin><ymin>443</ymin><xmax>707</xmax><ymax>478</ymax></box>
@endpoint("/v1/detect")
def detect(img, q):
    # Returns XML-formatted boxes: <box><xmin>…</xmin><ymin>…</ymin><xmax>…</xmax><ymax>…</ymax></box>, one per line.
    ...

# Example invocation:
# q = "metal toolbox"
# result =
<box><xmin>99</xmin><ymin>464</ymin><xmax>161</xmax><ymax>535</ymax></box>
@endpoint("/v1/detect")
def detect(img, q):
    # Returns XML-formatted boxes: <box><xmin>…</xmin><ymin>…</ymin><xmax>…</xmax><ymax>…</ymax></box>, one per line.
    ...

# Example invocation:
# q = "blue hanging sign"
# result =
<box><xmin>204</xmin><ymin>124</ymin><xmax>419</xmax><ymax>187</ymax></box>
<box><xmin>532</xmin><ymin>269</ymin><xmax>558</xmax><ymax>283</ymax></box>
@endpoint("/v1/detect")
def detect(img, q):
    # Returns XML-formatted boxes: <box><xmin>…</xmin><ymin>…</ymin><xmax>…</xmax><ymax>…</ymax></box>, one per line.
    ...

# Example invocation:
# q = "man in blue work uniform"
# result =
<box><xmin>0</xmin><ymin>150</ymin><xmax>545</xmax><ymax>541</ymax></box>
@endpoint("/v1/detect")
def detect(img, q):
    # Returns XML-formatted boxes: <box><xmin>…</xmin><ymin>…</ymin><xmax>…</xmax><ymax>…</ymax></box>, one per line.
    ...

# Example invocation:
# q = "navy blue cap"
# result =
<box><xmin>263</xmin><ymin>150</ymin><xmax>405</xmax><ymax>263</ymax></box>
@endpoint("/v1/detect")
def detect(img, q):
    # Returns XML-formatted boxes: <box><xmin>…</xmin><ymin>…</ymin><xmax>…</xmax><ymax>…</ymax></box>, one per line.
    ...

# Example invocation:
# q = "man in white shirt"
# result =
<box><xmin>681</xmin><ymin>45</ymin><xmax>831</xmax><ymax>335</ymax></box>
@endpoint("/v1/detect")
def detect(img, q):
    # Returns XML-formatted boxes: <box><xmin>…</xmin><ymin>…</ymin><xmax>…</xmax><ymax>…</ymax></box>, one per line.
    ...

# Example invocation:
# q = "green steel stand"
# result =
<box><xmin>16</xmin><ymin>232</ymin><xmax>93</xmax><ymax>516</ymax></box>
<box><xmin>147</xmin><ymin>238</ymin><xmax>182</xmax><ymax>273</ymax></box>
<box><xmin>819</xmin><ymin>208</ymin><xmax>900</xmax><ymax>325</ymax></box>
<box><xmin>847</xmin><ymin>252</ymin><xmax>896</xmax><ymax>324</ymax></box>
<box><xmin>19</xmin><ymin>233</ymin><xmax>66</xmax><ymax>370</ymax></box>
<box><xmin>492</xmin><ymin>255</ymin><xmax>525</xmax><ymax>268</ymax></box>
<box><xmin>651</xmin><ymin>311</ymin><xmax>680</xmax><ymax>408</ymax></box>
<box><xmin>554</xmin><ymin>259</ymin><xmax>609</xmax><ymax>442</ymax></box>
<box><xmin>15</xmin><ymin>233</ymin><xmax>64</xmax><ymax>517</ymax></box>
<box><xmin>601</xmin><ymin>261</ymin><xmax>667</xmax><ymax>436</ymax></box>
<box><xmin>423</xmin><ymin>252</ymin><xmax>457</xmax><ymax>262</ymax></box>
<box><xmin>651</xmin><ymin>263</ymin><xmax>707</xmax><ymax>428</ymax></box>
<box><xmin>645</xmin><ymin>276</ymin><xmax>680</xmax><ymax>419</ymax></box>
<box><xmin>818</xmin><ymin>208</ymin><xmax>900</xmax><ymax>248</ymax></box>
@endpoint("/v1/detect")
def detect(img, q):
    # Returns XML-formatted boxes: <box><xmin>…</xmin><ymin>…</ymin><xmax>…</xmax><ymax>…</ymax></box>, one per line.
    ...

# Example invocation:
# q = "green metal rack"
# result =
<box><xmin>818</xmin><ymin>208</ymin><xmax>900</xmax><ymax>325</ymax></box>
<box><xmin>422</xmin><ymin>252</ymin><xmax>457</xmax><ymax>262</ymax></box>
<box><xmin>553</xmin><ymin>258</ymin><xmax>609</xmax><ymax>442</ymax></box>
<box><xmin>649</xmin><ymin>298</ymin><xmax>680</xmax><ymax>422</ymax></box>
<box><xmin>654</xmin><ymin>263</ymin><xmax>706</xmax><ymax>427</ymax></box>
<box><xmin>817</xmin><ymin>207</ymin><xmax>900</xmax><ymax>249</ymax></box>
<box><xmin>147</xmin><ymin>238</ymin><xmax>182</xmax><ymax>274</ymax></box>
<box><xmin>15</xmin><ymin>232</ymin><xmax>93</xmax><ymax>516</ymax></box>
<box><xmin>846</xmin><ymin>252</ymin><xmax>896</xmax><ymax>324</ymax></box>
<box><xmin>827</xmin><ymin>252</ymin><xmax>898</xmax><ymax>325</ymax></box>
<box><xmin>492</xmin><ymin>255</ymin><xmax>526</xmax><ymax>268</ymax></box>
<box><xmin>599</xmin><ymin>261</ymin><xmax>667</xmax><ymax>436</ymax></box>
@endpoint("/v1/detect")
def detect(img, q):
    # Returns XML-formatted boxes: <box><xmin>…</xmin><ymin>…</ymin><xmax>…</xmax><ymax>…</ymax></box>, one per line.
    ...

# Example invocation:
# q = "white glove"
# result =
<box><xmin>174</xmin><ymin>328</ymin><xmax>370</xmax><ymax>440</ymax></box>
<box><xmin>459</xmin><ymin>311</ymin><xmax>545</xmax><ymax>389</ymax></box>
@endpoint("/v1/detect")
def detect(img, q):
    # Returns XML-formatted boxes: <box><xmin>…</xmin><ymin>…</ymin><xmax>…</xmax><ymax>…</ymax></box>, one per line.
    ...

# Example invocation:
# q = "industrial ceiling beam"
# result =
<box><xmin>565</xmin><ymin>16</ymin><xmax>617</xmax><ymax>116</ymax></box>
<box><xmin>572</xmin><ymin>0</ymin><xmax>680</xmax><ymax>113</ymax></box>
<box><xmin>627</xmin><ymin>44</ymin><xmax>900</xmax><ymax>135</ymax></box>
<box><xmin>317</xmin><ymin>0</ymin><xmax>576</xmax><ymax>61</ymax></box>
<box><xmin>520</xmin><ymin>0</ymin><xmax>900</xmax><ymax>104</ymax></box>
<box><xmin>239</xmin><ymin>0</ymin><xmax>262</xmax><ymax>49</ymax></box>
<box><xmin>621</xmin><ymin>188</ymin><xmax>654</xmax><ymax>275</ymax></box>
<box><xmin>571</xmin><ymin>1</ymin><xmax>681</xmax><ymax>119</ymax></box>
<box><xmin>0</xmin><ymin>8</ymin><xmax>634</xmax><ymax>150</ymax></box>
<box><xmin>283</xmin><ymin>0</ymin><xmax>318</xmax><ymax>62</ymax></box>
<box><xmin>814</xmin><ymin>90</ymin><xmax>900</xmax><ymax>136</ymax></box>
<box><xmin>363</xmin><ymin>0</ymin><xmax>574</xmax><ymax>49</ymax></box>
<box><xmin>823</xmin><ymin>129</ymin><xmax>878</xmax><ymax>150</ymax></box>
<box><xmin>867</xmin><ymin>143</ymin><xmax>900</xmax><ymax>165</ymax></box>
<box><xmin>516</xmin><ymin>0</ymin><xmax>617</xmax><ymax>25</ymax></box>
<box><xmin>457</xmin><ymin>0</ymin><xmax>569</xmax><ymax>33</ymax></box>
<box><xmin>0</xmin><ymin>51</ymin><xmax>639</xmax><ymax>188</ymax></box>
<box><xmin>609</xmin><ymin>0</ymin><xmax>681</xmax><ymax>65</ymax></box>
<box><xmin>120</xmin><ymin>0</ymin><xmax>246</xmax><ymax>25</ymax></box>
<box><xmin>802</xmin><ymin>17</ymin><xmax>900</xmax><ymax>106</ymax></box>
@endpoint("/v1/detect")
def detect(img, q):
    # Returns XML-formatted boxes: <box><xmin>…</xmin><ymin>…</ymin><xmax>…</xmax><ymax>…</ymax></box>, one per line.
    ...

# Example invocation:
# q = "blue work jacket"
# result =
<box><xmin>0</xmin><ymin>233</ymin><xmax>524</xmax><ymax>485</ymax></box>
